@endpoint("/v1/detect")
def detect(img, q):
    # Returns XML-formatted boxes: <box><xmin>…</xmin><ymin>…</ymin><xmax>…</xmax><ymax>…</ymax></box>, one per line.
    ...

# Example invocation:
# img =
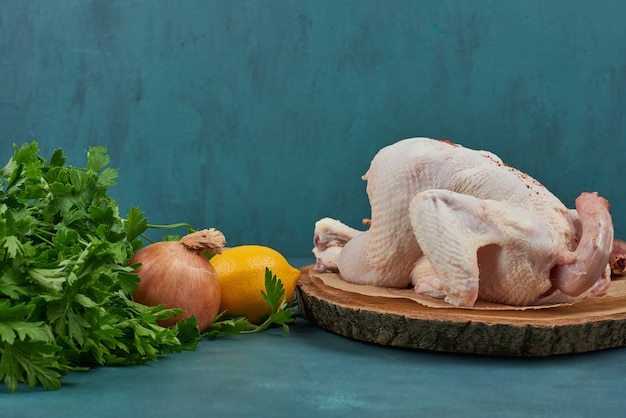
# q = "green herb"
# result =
<box><xmin>0</xmin><ymin>143</ymin><xmax>199</xmax><ymax>392</ymax></box>
<box><xmin>204</xmin><ymin>268</ymin><xmax>296</xmax><ymax>338</ymax></box>
<box><xmin>0</xmin><ymin>142</ymin><xmax>298</xmax><ymax>393</ymax></box>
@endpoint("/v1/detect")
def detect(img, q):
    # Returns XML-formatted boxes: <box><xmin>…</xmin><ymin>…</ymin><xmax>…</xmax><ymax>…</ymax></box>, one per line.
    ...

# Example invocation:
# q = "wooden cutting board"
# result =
<box><xmin>295</xmin><ymin>265</ymin><xmax>626</xmax><ymax>356</ymax></box>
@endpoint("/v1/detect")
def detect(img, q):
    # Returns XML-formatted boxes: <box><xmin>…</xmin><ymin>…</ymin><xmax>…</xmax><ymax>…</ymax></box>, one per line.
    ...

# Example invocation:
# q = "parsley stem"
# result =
<box><xmin>120</xmin><ymin>218</ymin><xmax>196</xmax><ymax>235</ymax></box>
<box><xmin>146</xmin><ymin>222</ymin><xmax>195</xmax><ymax>231</ymax></box>
<box><xmin>32</xmin><ymin>230</ymin><xmax>54</xmax><ymax>246</ymax></box>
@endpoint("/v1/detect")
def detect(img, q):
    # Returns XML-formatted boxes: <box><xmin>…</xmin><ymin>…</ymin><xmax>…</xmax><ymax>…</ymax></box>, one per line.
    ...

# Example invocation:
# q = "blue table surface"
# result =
<box><xmin>2</xmin><ymin>258</ymin><xmax>626</xmax><ymax>418</ymax></box>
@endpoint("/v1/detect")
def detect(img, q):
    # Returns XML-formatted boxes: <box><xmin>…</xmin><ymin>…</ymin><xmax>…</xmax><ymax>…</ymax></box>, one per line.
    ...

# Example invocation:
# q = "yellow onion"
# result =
<box><xmin>130</xmin><ymin>228</ymin><xmax>225</xmax><ymax>331</ymax></box>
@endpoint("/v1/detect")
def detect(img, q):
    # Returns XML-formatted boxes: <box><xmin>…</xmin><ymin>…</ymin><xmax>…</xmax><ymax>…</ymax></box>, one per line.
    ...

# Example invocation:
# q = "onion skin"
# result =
<box><xmin>130</xmin><ymin>229</ymin><xmax>225</xmax><ymax>331</ymax></box>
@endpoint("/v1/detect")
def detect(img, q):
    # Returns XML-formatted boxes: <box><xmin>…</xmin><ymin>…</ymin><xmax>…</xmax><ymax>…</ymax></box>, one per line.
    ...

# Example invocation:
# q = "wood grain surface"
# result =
<box><xmin>296</xmin><ymin>265</ymin><xmax>626</xmax><ymax>356</ymax></box>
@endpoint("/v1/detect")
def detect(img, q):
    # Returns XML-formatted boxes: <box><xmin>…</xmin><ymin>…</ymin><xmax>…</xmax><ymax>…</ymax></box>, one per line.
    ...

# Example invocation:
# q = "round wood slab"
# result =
<box><xmin>295</xmin><ymin>265</ymin><xmax>626</xmax><ymax>356</ymax></box>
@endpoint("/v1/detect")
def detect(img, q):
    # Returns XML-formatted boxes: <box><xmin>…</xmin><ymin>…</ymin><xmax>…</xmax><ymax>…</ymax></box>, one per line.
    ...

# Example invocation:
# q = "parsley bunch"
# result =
<box><xmin>0</xmin><ymin>143</ymin><xmax>199</xmax><ymax>392</ymax></box>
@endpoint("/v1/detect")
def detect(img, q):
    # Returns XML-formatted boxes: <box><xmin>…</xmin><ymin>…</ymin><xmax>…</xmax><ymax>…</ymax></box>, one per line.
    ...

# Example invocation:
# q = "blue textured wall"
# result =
<box><xmin>1</xmin><ymin>0</ymin><xmax>625</xmax><ymax>257</ymax></box>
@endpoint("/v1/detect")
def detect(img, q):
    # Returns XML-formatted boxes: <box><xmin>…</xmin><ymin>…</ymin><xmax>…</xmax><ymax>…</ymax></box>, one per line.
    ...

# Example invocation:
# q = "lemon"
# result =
<box><xmin>210</xmin><ymin>245</ymin><xmax>301</xmax><ymax>324</ymax></box>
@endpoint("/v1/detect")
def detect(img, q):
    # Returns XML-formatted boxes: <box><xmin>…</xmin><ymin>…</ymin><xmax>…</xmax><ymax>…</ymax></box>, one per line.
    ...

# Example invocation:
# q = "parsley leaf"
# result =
<box><xmin>123</xmin><ymin>206</ymin><xmax>149</xmax><ymax>244</ymax></box>
<box><xmin>204</xmin><ymin>268</ymin><xmax>296</xmax><ymax>338</ymax></box>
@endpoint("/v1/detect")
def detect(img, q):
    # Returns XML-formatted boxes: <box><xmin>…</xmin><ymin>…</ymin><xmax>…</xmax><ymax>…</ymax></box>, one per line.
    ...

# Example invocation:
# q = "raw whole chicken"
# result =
<box><xmin>313</xmin><ymin>138</ymin><xmax>614</xmax><ymax>307</ymax></box>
